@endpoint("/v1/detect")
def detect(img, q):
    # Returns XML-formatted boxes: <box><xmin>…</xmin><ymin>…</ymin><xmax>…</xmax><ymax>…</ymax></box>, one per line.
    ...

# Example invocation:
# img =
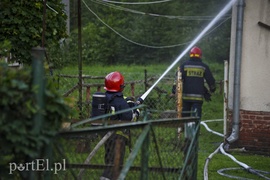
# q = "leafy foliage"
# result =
<box><xmin>0</xmin><ymin>63</ymin><xmax>72</xmax><ymax>178</ymax></box>
<box><xmin>0</xmin><ymin>0</ymin><xmax>68</xmax><ymax>64</ymax></box>
<box><xmin>0</xmin><ymin>40</ymin><xmax>12</xmax><ymax>59</ymax></box>
<box><xmin>0</xmin><ymin>0</ymin><xmax>231</xmax><ymax>67</ymax></box>
<box><xmin>64</xmin><ymin>0</ymin><xmax>231</xmax><ymax>66</ymax></box>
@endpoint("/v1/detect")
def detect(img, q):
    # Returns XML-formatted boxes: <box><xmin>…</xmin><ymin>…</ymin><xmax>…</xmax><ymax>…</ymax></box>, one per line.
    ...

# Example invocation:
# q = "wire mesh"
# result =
<box><xmin>53</xmin><ymin>113</ymin><xmax>200</xmax><ymax>180</ymax></box>
<box><xmin>51</xmin><ymin>70</ymin><xmax>176</xmax><ymax>120</ymax></box>
<box><xmin>45</xmin><ymin>69</ymin><xmax>201</xmax><ymax>179</ymax></box>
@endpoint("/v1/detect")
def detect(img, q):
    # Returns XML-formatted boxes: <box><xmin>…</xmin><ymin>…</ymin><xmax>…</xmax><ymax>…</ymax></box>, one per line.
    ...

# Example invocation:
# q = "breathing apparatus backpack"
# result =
<box><xmin>91</xmin><ymin>92</ymin><xmax>139</xmax><ymax>121</ymax></box>
<box><xmin>91</xmin><ymin>92</ymin><xmax>136</xmax><ymax>144</ymax></box>
<box><xmin>91</xmin><ymin>92</ymin><xmax>108</xmax><ymax>118</ymax></box>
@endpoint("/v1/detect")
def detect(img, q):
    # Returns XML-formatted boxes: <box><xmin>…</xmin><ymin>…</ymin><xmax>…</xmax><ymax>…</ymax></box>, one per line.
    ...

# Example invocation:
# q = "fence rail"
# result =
<box><xmin>54</xmin><ymin>111</ymin><xmax>200</xmax><ymax>180</ymax></box>
<box><xmin>55</xmin><ymin>72</ymin><xmax>223</xmax><ymax>120</ymax></box>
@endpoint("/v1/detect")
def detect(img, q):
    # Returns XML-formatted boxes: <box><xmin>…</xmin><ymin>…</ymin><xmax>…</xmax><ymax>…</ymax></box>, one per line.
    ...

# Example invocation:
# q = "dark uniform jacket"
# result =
<box><xmin>102</xmin><ymin>92</ymin><xmax>133</xmax><ymax>179</ymax></box>
<box><xmin>178</xmin><ymin>57</ymin><xmax>216</xmax><ymax>102</ymax></box>
<box><xmin>105</xmin><ymin>91</ymin><xmax>133</xmax><ymax>121</ymax></box>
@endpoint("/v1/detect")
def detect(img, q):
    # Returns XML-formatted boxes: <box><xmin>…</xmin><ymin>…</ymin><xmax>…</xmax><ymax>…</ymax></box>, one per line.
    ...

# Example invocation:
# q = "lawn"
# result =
<box><xmin>55</xmin><ymin>63</ymin><xmax>270</xmax><ymax>179</ymax></box>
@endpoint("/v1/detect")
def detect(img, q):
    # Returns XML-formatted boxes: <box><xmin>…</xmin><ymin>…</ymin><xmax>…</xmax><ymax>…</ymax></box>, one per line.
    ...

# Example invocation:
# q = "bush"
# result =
<box><xmin>0</xmin><ymin>63</ymin><xmax>72</xmax><ymax>178</ymax></box>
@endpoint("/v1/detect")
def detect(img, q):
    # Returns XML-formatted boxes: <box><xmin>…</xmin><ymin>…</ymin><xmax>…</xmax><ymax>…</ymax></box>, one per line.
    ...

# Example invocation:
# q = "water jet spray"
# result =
<box><xmin>137</xmin><ymin>0</ymin><xmax>237</xmax><ymax>104</ymax></box>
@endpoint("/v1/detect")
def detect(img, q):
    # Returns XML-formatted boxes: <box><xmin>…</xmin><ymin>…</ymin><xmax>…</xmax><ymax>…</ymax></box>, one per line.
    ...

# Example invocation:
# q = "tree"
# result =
<box><xmin>0</xmin><ymin>0</ymin><xmax>68</xmax><ymax>64</ymax></box>
<box><xmin>0</xmin><ymin>40</ymin><xmax>11</xmax><ymax>61</ymax></box>
<box><xmin>55</xmin><ymin>0</ymin><xmax>231</xmax><ymax>66</ymax></box>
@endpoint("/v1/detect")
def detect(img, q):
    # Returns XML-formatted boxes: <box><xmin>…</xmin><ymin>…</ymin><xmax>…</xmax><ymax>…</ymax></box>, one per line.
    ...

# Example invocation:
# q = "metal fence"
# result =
<box><xmin>53</xmin><ymin>70</ymin><xmax>223</xmax><ymax>120</ymax></box>
<box><xmin>54</xmin><ymin>70</ymin><xmax>177</xmax><ymax>120</ymax></box>
<box><xmin>46</xmin><ymin>70</ymin><xmax>222</xmax><ymax>179</ymax></box>
<box><xmin>53</xmin><ymin>109</ymin><xmax>200</xmax><ymax>180</ymax></box>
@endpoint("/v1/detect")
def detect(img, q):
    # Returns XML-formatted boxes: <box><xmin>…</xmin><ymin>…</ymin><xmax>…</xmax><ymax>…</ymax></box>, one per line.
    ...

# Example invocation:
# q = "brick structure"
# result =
<box><xmin>228</xmin><ymin>110</ymin><xmax>270</xmax><ymax>155</ymax></box>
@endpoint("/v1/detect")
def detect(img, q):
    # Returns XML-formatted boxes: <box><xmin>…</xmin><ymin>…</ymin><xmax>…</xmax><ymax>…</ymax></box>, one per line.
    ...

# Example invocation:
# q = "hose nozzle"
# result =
<box><xmin>136</xmin><ymin>97</ymin><xmax>144</xmax><ymax>105</ymax></box>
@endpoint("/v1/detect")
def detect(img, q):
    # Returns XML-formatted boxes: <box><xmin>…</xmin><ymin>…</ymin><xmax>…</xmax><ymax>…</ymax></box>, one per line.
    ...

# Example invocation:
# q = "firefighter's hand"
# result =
<box><xmin>210</xmin><ymin>85</ymin><xmax>216</xmax><ymax>93</ymax></box>
<box><xmin>204</xmin><ymin>91</ymin><xmax>212</xmax><ymax>102</ymax></box>
<box><xmin>132</xmin><ymin>109</ymin><xmax>140</xmax><ymax>121</ymax></box>
<box><xmin>204</xmin><ymin>86</ymin><xmax>212</xmax><ymax>102</ymax></box>
<box><xmin>126</xmin><ymin>97</ymin><xmax>136</xmax><ymax>107</ymax></box>
<box><xmin>126</xmin><ymin>97</ymin><xmax>140</xmax><ymax>121</ymax></box>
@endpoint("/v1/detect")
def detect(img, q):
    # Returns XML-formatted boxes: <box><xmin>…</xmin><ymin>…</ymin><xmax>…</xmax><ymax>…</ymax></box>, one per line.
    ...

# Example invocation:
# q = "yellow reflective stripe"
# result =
<box><xmin>116</xmin><ymin>130</ymin><xmax>129</xmax><ymax>139</ymax></box>
<box><xmin>184</xmin><ymin>67</ymin><xmax>204</xmax><ymax>77</ymax></box>
<box><xmin>190</xmin><ymin>54</ymin><xmax>200</xmax><ymax>57</ymax></box>
<box><xmin>183</xmin><ymin>93</ymin><xmax>203</xmax><ymax>97</ymax></box>
<box><xmin>183</xmin><ymin>96</ymin><xmax>203</xmax><ymax>101</ymax></box>
<box><xmin>111</xmin><ymin>106</ymin><xmax>115</xmax><ymax>114</ymax></box>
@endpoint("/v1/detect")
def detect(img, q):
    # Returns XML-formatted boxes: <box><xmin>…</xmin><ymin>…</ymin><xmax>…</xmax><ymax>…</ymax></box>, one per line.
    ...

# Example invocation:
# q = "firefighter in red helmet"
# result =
<box><xmin>171</xmin><ymin>46</ymin><xmax>216</xmax><ymax>119</ymax></box>
<box><xmin>189</xmin><ymin>46</ymin><xmax>202</xmax><ymax>58</ymax></box>
<box><xmin>171</xmin><ymin>46</ymin><xmax>216</xmax><ymax>179</ymax></box>
<box><xmin>104</xmin><ymin>71</ymin><xmax>125</xmax><ymax>92</ymax></box>
<box><xmin>101</xmin><ymin>71</ymin><xmax>138</xmax><ymax>180</ymax></box>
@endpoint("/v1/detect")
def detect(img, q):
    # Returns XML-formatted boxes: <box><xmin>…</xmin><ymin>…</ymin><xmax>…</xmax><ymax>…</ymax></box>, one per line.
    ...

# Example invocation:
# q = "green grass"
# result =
<box><xmin>55</xmin><ymin>64</ymin><xmax>270</xmax><ymax>180</ymax></box>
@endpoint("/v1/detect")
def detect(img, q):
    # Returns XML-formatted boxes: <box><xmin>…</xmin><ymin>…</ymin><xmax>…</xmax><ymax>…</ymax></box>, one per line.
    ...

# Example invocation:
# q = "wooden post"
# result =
<box><xmin>86</xmin><ymin>86</ymin><xmax>91</xmax><ymax>117</ymax></box>
<box><xmin>144</xmin><ymin>69</ymin><xmax>147</xmax><ymax>92</ymax></box>
<box><xmin>176</xmin><ymin>67</ymin><xmax>183</xmax><ymax>118</ymax></box>
<box><xmin>176</xmin><ymin>67</ymin><xmax>183</xmax><ymax>139</ymax></box>
<box><xmin>113</xmin><ymin>137</ymin><xmax>122</xmax><ymax>180</ymax></box>
<box><xmin>131</xmin><ymin>83</ymin><xmax>135</xmax><ymax>97</ymax></box>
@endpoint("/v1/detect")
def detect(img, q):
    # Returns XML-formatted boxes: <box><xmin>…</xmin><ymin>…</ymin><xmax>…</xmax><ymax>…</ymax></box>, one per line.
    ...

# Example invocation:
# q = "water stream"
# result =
<box><xmin>140</xmin><ymin>0</ymin><xmax>237</xmax><ymax>101</ymax></box>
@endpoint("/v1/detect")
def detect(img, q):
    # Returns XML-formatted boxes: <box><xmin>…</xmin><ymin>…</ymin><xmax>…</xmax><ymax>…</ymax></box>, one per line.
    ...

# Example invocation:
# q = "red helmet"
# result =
<box><xmin>190</xmin><ymin>46</ymin><xmax>202</xmax><ymax>58</ymax></box>
<box><xmin>104</xmin><ymin>71</ymin><xmax>125</xmax><ymax>92</ymax></box>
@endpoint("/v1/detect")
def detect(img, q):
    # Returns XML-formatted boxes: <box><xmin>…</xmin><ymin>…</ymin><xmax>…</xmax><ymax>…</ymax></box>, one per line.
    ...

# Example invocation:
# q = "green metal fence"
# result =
<box><xmin>53</xmin><ymin>70</ymin><xmax>176</xmax><ymax>120</ymax></box>
<box><xmin>53</xmin><ymin>109</ymin><xmax>200</xmax><ymax>180</ymax></box>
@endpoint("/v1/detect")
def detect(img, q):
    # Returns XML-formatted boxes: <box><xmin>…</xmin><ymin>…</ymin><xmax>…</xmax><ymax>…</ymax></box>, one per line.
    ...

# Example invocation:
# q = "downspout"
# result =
<box><xmin>224</xmin><ymin>60</ymin><xmax>229</xmax><ymax>136</ymax></box>
<box><xmin>226</xmin><ymin>0</ymin><xmax>245</xmax><ymax>144</ymax></box>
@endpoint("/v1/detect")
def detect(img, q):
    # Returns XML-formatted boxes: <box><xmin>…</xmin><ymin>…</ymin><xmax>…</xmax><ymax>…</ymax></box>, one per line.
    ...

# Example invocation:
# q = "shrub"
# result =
<box><xmin>0</xmin><ymin>63</ymin><xmax>72</xmax><ymax>178</ymax></box>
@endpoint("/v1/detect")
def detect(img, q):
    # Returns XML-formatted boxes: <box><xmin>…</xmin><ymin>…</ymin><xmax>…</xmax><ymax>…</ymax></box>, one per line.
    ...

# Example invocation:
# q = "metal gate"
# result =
<box><xmin>53</xmin><ymin>109</ymin><xmax>200</xmax><ymax>180</ymax></box>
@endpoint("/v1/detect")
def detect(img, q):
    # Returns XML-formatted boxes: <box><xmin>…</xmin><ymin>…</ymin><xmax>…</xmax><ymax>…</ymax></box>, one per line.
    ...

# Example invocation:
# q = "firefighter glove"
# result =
<box><xmin>126</xmin><ymin>97</ymin><xmax>140</xmax><ymax>121</ymax></box>
<box><xmin>126</xmin><ymin>97</ymin><xmax>136</xmax><ymax>108</ymax></box>
<box><xmin>204</xmin><ymin>86</ymin><xmax>212</xmax><ymax>102</ymax></box>
<box><xmin>132</xmin><ymin>109</ymin><xmax>140</xmax><ymax>121</ymax></box>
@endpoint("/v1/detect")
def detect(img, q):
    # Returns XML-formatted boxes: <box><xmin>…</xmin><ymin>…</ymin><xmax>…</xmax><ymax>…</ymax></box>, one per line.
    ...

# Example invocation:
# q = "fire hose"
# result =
<box><xmin>202</xmin><ymin>120</ymin><xmax>270</xmax><ymax>180</ymax></box>
<box><xmin>73</xmin><ymin>1</ymin><xmax>239</xmax><ymax>179</ymax></box>
<box><xmin>77</xmin><ymin>131</ymin><xmax>114</xmax><ymax>179</ymax></box>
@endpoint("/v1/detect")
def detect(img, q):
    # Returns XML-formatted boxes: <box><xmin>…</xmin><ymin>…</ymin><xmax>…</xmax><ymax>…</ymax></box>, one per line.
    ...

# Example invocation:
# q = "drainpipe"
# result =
<box><xmin>224</xmin><ymin>60</ymin><xmax>229</xmax><ymax>136</ymax></box>
<box><xmin>226</xmin><ymin>0</ymin><xmax>245</xmax><ymax>144</ymax></box>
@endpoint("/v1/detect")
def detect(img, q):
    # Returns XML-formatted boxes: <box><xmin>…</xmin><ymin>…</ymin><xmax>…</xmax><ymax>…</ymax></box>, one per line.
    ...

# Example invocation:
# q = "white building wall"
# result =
<box><xmin>229</xmin><ymin>0</ymin><xmax>270</xmax><ymax>112</ymax></box>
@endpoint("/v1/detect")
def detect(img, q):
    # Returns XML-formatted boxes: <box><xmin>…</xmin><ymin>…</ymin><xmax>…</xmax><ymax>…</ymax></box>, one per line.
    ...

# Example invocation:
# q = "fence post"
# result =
<box><xmin>30</xmin><ymin>47</ymin><xmax>45</xmax><ymax>180</ymax></box>
<box><xmin>176</xmin><ymin>67</ymin><xmax>183</xmax><ymax>139</ymax></box>
<box><xmin>77</xmin><ymin>0</ymin><xmax>83</xmax><ymax>119</ymax></box>
<box><xmin>144</xmin><ymin>69</ymin><xmax>147</xmax><ymax>92</ymax></box>
<box><xmin>176</xmin><ymin>67</ymin><xmax>183</xmax><ymax>119</ymax></box>
<box><xmin>219</xmin><ymin>80</ymin><xmax>223</xmax><ymax>95</ymax></box>
<box><xmin>86</xmin><ymin>86</ymin><xmax>91</xmax><ymax>117</ymax></box>
<box><xmin>131</xmin><ymin>83</ymin><xmax>135</xmax><ymax>97</ymax></box>
<box><xmin>141</xmin><ymin>125</ymin><xmax>150</xmax><ymax>179</ymax></box>
<box><xmin>31</xmin><ymin>47</ymin><xmax>45</xmax><ymax>135</ymax></box>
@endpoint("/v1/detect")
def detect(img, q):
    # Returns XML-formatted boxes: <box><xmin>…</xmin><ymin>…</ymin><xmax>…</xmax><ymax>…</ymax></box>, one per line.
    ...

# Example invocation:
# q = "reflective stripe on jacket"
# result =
<box><xmin>105</xmin><ymin>91</ymin><xmax>133</xmax><ymax>139</ymax></box>
<box><xmin>180</xmin><ymin>57</ymin><xmax>216</xmax><ymax>102</ymax></box>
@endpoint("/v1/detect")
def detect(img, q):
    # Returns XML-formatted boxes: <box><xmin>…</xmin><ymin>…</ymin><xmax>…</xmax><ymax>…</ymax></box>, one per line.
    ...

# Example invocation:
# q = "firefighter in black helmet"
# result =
<box><xmin>171</xmin><ymin>46</ymin><xmax>216</xmax><ymax>119</ymax></box>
